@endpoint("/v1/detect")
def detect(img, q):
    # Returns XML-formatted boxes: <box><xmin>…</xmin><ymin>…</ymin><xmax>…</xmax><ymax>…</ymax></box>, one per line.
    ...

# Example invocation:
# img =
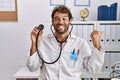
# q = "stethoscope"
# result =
<box><xmin>36</xmin><ymin>24</ymin><xmax>73</xmax><ymax>65</ymax></box>
<box><xmin>110</xmin><ymin>61</ymin><xmax>120</xmax><ymax>79</ymax></box>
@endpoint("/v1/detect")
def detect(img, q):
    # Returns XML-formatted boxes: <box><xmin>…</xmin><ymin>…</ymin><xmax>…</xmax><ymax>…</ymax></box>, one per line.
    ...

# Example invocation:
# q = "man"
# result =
<box><xmin>26</xmin><ymin>5</ymin><xmax>105</xmax><ymax>80</ymax></box>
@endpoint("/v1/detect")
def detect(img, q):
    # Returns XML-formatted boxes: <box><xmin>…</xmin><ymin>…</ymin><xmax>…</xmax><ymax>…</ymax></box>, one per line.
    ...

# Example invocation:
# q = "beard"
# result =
<box><xmin>54</xmin><ymin>24</ymin><xmax>69</xmax><ymax>34</ymax></box>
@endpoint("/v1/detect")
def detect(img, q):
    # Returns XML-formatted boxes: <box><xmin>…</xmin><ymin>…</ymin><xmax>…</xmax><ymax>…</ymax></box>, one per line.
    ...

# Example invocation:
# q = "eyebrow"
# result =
<box><xmin>54</xmin><ymin>15</ymin><xmax>68</xmax><ymax>18</ymax></box>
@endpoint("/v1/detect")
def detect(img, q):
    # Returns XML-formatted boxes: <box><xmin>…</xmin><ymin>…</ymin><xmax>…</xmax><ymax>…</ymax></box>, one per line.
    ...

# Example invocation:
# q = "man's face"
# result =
<box><xmin>52</xmin><ymin>12</ymin><xmax>72</xmax><ymax>34</ymax></box>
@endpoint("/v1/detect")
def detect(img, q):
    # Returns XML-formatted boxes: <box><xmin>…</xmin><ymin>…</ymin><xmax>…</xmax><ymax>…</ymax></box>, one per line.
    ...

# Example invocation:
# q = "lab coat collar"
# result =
<box><xmin>47</xmin><ymin>32</ymin><xmax>77</xmax><ymax>41</ymax></box>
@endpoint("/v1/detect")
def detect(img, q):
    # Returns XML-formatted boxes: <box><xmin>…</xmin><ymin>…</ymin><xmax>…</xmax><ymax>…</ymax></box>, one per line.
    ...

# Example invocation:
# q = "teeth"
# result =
<box><xmin>59</xmin><ymin>26</ymin><xmax>63</xmax><ymax>27</ymax></box>
<box><xmin>58</xmin><ymin>26</ymin><xmax>64</xmax><ymax>29</ymax></box>
<box><xmin>59</xmin><ymin>25</ymin><xmax>64</xmax><ymax>27</ymax></box>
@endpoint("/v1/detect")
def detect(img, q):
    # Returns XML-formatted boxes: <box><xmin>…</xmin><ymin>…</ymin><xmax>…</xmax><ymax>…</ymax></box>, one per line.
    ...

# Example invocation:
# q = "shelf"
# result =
<box><xmin>14</xmin><ymin>67</ymin><xmax>40</xmax><ymax>78</ymax></box>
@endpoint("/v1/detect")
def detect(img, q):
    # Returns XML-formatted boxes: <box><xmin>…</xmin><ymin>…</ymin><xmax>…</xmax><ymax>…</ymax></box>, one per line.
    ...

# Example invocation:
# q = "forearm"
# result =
<box><xmin>30</xmin><ymin>42</ymin><xmax>36</xmax><ymax>56</ymax></box>
<box><xmin>93</xmin><ymin>42</ymin><xmax>100</xmax><ymax>50</ymax></box>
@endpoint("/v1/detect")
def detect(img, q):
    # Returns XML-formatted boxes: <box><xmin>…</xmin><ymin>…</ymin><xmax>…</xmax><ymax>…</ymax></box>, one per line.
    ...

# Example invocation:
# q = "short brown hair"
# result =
<box><xmin>51</xmin><ymin>5</ymin><xmax>73</xmax><ymax>20</ymax></box>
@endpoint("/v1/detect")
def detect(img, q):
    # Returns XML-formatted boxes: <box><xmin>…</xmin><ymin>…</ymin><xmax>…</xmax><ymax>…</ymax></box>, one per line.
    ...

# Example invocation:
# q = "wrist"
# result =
<box><xmin>94</xmin><ymin>44</ymin><xmax>100</xmax><ymax>50</ymax></box>
<box><xmin>30</xmin><ymin>43</ymin><xmax>36</xmax><ymax>56</ymax></box>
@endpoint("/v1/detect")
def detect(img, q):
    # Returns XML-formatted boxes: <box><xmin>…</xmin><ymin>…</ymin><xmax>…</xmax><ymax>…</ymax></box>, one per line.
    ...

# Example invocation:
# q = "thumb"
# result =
<box><xmin>99</xmin><ymin>31</ymin><xmax>104</xmax><ymax>35</ymax></box>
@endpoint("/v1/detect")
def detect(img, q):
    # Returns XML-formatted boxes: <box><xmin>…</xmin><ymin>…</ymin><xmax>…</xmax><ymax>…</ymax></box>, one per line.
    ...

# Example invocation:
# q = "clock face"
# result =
<box><xmin>80</xmin><ymin>8</ymin><xmax>89</xmax><ymax>18</ymax></box>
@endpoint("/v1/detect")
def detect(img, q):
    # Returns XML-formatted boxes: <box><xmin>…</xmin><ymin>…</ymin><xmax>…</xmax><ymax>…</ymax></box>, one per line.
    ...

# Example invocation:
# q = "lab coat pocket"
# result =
<box><xmin>63</xmin><ymin>51</ymin><xmax>78</xmax><ymax>68</ymax></box>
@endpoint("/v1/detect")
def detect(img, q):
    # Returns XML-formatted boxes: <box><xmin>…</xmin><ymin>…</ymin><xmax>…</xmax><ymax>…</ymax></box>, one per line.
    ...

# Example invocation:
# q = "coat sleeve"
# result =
<box><xmin>82</xmin><ymin>41</ymin><xmax>105</xmax><ymax>73</ymax></box>
<box><xmin>88</xmin><ymin>46</ymin><xmax>105</xmax><ymax>73</ymax></box>
<box><xmin>26</xmin><ymin>52</ymin><xmax>42</xmax><ymax>72</ymax></box>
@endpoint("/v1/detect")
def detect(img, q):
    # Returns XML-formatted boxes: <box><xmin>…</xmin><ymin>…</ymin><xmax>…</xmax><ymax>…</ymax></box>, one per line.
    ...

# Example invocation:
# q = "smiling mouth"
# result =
<box><xmin>57</xmin><ymin>25</ymin><xmax>65</xmax><ymax>30</ymax></box>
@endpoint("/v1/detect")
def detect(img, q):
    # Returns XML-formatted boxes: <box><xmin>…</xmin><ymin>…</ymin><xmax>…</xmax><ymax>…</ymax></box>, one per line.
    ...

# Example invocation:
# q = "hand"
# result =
<box><xmin>30</xmin><ymin>26</ymin><xmax>44</xmax><ymax>56</ymax></box>
<box><xmin>90</xmin><ymin>30</ymin><xmax>103</xmax><ymax>50</ymax></box>
<box><xmin>31</xmin><ymin>26</ymin><xmax>43</xmax><ymax>43</ymax></box>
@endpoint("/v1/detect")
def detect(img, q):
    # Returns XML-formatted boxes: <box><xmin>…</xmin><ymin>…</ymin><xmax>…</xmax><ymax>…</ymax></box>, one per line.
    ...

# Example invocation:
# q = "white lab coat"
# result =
<box><xmin>26</xmin><ymin>33</ymin><xmax>105</xmax><ymax>80</ymax></box>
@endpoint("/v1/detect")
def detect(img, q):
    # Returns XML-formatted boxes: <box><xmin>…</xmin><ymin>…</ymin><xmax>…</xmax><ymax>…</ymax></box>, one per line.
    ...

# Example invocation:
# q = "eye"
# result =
<box><xmin>63</xmin><ymin>17</ymin><xmax>68</xmax><ymax>21</ymax></box>
<box><xmin>54</xmin><ymin>17</ymin><xmax>60</xmax><ymax>21</ymax></box>
<box><xmin>53</xmin><ymin>16</ymin><xmax>69</xmax><ymax>21</ymax></box>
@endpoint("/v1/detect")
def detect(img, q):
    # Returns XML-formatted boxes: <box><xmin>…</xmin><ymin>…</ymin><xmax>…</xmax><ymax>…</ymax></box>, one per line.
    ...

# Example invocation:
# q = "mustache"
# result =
<box><xmin>56</xmin><ymin>24</ymin><xmax>65</xmax><ymax>26</ymax></box>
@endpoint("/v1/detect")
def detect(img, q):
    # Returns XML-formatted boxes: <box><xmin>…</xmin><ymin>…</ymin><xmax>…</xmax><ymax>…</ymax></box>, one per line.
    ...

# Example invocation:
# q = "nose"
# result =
<box><xmin>58</xmin><ymin>18</ymin><xmax>64</xmax><ymax>24</ymax></box>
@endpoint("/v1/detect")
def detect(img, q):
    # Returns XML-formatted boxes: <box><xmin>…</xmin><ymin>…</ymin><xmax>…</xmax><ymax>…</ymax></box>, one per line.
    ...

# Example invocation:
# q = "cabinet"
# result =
<box><xmin>14</xmin><ymin>67</ymin><xmax>40</xmax><ymax>80</ymax></box>
<box><xmin>14</xmin><ymin>67</ymin><xmax>110</xmax><ymax>80</ymax></box>
<box><xmin>72</xmin><ymin>21</ymin><xmax>120</xmax><ymax>73</ymax></box>
<box><xmin>72</xmin><ymin>21</ymin><xmax>120</xmax><ymax>52</ymax></box>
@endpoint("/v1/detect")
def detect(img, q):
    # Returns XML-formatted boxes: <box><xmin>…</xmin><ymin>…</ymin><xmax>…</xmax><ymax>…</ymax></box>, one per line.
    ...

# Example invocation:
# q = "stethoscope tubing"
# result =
<box><xmin>36</xmin><ymin>24</ymin><xmax>73</xmax><ymax>64</ymax></box>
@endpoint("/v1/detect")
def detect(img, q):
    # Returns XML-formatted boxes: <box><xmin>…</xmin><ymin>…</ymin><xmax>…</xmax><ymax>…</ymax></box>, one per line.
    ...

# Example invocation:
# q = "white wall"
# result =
<box><xmin>0</xmin><ymin>0</ymin><xmax>120</xmax><ymax>80</ymax></box>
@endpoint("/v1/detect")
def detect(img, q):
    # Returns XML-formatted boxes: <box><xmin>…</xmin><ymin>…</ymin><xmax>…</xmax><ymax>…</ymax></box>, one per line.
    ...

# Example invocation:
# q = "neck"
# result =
<box><xmin>55</xmin><ymin>31</ymin><xmax>69</xmax><ymax>42</ymax></box>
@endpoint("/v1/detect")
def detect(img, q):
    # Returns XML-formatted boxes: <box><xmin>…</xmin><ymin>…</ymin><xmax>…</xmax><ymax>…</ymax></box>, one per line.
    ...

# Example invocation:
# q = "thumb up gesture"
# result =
<box><xmin>90</xmin><ymin>30</ymin><xmax>103</xmax><ymax>50</ymax></box>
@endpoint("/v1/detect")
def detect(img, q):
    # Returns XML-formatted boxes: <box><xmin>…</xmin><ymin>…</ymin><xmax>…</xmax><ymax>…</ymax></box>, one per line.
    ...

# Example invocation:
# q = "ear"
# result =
<box><xmin>51</xmin><ymin>19</ymin><xmax>53</xmax><ymax>23</ymax></box>
<box><xmin>51</xmin><ymin>19</ymin><xmax>54</xmax><ymax>25</ymax></box>
<box><xmin>69</xmin><ymin>19</ymin><xmax>73</xmax><ymax>24</ymax></box>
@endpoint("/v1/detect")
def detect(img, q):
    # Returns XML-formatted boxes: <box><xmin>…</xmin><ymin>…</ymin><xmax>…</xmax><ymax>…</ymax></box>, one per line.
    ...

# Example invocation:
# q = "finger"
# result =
<box><xmin>100</xmin><ymin>31</ymin><xmax>104</xmax><ymax>35</ymax></box>
<box><xmin>34</xmin><ymin>27</ymin><xmax>40</xmax><ymax>31</ymax></box>
<box><xmin>97</xmin><ymin>31</ymin><xmax>104</xmax><ymax>36</ymax></box>
<box><xmin>38</xmin><ymin>30</ymin><xmax>44</xmax><ymax>35</ymax></box>
<box><xmin>32</xmin><ymin>27</ymin><xmax>41</xmax><ymax>34</ymax></box>
<box><xmin>93</xmin><ymin>30</ymin><xmax>103</xmax><ymax>35</ymax></box>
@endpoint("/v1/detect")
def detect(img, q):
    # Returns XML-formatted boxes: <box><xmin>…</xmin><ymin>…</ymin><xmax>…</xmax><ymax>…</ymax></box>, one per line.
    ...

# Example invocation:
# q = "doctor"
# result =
<box><xmin>26</xmin><ymin>5</ymin><xmax>105</xmax><ymax>80</ymax></box>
